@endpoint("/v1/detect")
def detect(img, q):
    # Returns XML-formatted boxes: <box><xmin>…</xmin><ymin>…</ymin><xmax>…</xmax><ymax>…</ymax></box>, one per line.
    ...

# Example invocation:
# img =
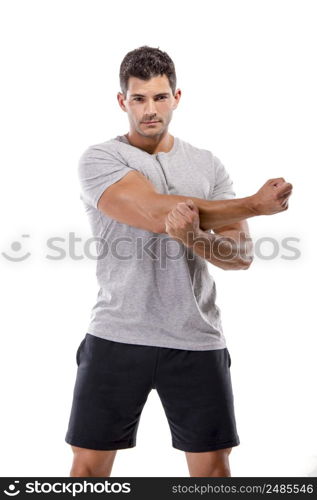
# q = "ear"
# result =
<box><xmin>171</xmin><ymin>89</ymin><xmax>181</xmax><ymax>110</ymax></box>
<box><xmin>117</xmin><ymin>92</ymin><xmax>127</xmax><ymax>112</ymax></box>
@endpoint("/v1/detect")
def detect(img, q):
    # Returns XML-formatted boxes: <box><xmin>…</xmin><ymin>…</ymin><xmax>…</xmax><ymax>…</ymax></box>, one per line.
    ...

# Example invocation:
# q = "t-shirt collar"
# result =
<box><xmin>116</xmin><ymin>134</ymin><xmax>179</xmax><ymax>157</ymax></box>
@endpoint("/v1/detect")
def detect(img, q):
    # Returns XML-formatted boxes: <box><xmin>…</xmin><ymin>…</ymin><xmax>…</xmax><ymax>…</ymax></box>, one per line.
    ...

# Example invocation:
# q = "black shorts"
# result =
<box><xmin>65</xmin><ymin>333</ymin><xmax>240</xmax><ymax>453</ymax></box>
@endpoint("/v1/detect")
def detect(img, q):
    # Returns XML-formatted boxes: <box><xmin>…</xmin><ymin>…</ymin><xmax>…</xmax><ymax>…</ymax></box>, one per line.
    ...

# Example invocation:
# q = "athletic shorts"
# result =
<box><xmin>65</xmin><ymin>333</ymin><xmax>240</xmax><ymax>453</ymax></box>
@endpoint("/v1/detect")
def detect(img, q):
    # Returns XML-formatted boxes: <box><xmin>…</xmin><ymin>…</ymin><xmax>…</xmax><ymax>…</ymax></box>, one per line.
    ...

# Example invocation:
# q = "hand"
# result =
<box><xmin>165</xmin><ymin>199</ymin><xmax>201</xmax><ymax>246</ymax></box>
<box><xmin>251</xmin><ymin>177</ymin><xmax>293</xmax><ymax>215</ymax></box>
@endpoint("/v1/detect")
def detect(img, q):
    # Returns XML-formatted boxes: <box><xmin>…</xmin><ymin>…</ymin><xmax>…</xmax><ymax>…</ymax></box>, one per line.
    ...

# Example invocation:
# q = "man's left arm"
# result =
<box><xmin>165</xmin><ymin>200</ymin><xmax>254</xmax><ymax>270</ymax></box>
<box><xmin>208</xmin><ymin>219</ymin><xmax>254</xmax><ymax>270</ymax></box>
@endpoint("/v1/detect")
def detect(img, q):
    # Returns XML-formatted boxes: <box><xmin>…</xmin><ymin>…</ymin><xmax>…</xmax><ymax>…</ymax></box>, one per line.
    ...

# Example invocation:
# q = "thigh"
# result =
<box><xmin>65</xmin><ymin>334</ymin><xmax>155</xmax><ymax>450</ymax></box>
<box><xmin>155</xmin><ymin>346</ymin><xmax>240</xmax><ymax>452</ymax></box>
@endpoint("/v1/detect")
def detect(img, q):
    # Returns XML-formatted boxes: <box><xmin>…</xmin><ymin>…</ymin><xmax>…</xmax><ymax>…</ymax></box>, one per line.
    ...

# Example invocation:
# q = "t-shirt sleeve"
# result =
<box><xmin>77</xmin><ymin>145</ymin><xmax>135</xmax><ymax>209</ymax></box>
<box><xmin>210</xmin><ymin>154</ymin><xmax>236</xmax><ymax>200</ymax></box>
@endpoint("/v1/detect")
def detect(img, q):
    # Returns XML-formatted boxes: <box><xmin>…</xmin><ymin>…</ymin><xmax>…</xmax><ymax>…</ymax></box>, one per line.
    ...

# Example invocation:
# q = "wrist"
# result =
<box><xmin>245</xmin><ymin>195</ymin><xmax>261</xmax><ymax>216</ymax></box>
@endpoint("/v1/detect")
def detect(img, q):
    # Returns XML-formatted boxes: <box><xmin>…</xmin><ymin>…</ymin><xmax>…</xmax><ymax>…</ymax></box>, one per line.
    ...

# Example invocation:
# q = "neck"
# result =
<box><xmin>125</xmin><ymin>130</ymin><xmax>174</xmax><ymax>155</ymax></box>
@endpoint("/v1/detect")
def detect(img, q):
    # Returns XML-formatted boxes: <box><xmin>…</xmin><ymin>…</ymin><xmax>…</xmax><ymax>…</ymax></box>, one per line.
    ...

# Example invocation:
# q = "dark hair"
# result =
<box><xmin>119</xmin><ymin>45</ymin><xmax>177</xmax><ymax>97</ymax></box>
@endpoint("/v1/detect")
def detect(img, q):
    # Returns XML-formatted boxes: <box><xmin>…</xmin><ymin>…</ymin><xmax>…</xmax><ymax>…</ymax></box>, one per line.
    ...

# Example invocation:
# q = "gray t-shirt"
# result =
<box><xmin>78</xmin><ymin>134</ymin><xmax>236</xmax><ymax>351</ymax></box>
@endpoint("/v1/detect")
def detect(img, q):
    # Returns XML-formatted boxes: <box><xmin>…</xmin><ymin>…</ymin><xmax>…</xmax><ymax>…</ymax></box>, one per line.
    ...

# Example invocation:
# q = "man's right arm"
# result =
<box><xmin>96</xmin><ymin>170</ymin><xmax>293</xmax><ymax>233</ymax></box>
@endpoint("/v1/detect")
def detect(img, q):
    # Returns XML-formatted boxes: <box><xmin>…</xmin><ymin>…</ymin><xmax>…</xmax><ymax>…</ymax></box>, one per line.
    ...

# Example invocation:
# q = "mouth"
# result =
<box><xmin>142</xmin><ymin>121</ymin><xmax>160</xmax><ymax>125</ymax></box>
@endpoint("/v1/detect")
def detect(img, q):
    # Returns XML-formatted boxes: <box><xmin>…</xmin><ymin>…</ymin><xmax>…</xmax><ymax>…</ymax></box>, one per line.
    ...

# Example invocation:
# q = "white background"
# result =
<box><xmin>0</xmin><ymin>0</ymin><xmax>316</xmax><ymax>477</ymax></box>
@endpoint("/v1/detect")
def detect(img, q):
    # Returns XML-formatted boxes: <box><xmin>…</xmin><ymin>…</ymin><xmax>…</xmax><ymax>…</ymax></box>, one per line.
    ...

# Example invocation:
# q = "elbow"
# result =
<box><xmin>207</xmin><ymin>254</ymin><xmax>254</xmax><ymax>271</ymax></box>
<box><xmin>216</xmin><ymin>245</ymin><xmax>255</xmax><ymax>269</ymax></box>
<box><xmin>219</xmin><ymin>255</ymin><xmax>254</xmax><ymax>271</ymax></box>
<box><xmin>238</xmin><ymin>238</ymin><xmax>254</xmax><ymax>270</ymax></box>
<box><xmin>238</xmin><ymin>255</ymin><xmax>254</xmax><ymax>270</ymax></box>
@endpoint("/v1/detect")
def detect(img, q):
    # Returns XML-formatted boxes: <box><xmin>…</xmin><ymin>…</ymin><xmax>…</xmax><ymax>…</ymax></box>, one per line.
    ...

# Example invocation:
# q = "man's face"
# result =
<box><xmin>118</xmin><ymin>74</ymin><xmax>181</xmax><ymax>138</ymax></box>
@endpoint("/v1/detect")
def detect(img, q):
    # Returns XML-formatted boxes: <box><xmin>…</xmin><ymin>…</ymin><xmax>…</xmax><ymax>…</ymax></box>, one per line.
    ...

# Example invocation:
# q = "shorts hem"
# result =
<box><xmin>172</xmin><ymin>438</ymin><xmax>240</xmax><ymax>452</ymax></box>
<box><xmin>65</xmin><ymin>435</ymin><xmax>136</xmax><ymax>451</ymax></box>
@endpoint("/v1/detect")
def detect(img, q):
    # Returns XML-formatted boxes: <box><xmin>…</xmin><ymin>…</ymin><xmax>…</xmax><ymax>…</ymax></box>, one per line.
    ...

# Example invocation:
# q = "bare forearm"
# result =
<box><xmin>187</xmin><ymin>228</ymin><xmax>254</xmax><ymax>270</ymax></box>
<box><xmin>150</xmin><ymin>193</ymin><xmax>257</xmax><ymax>233</ymax></box>
<box><xmin>162</xmin><ymin>176</ymin><xmax>292</xmax><ymax>268</ymax></box>
<box><xmin>98</xmin><ymin>171</ymin><xmax>292</xmax><ymax>235</ymax></box>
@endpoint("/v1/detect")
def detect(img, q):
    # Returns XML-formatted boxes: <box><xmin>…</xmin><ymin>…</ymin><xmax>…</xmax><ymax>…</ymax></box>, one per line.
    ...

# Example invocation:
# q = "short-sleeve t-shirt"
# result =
<box><xmin>77</xmin><ymin>134</ymin><xmax>236</xmax><ymax>351</ymax></box>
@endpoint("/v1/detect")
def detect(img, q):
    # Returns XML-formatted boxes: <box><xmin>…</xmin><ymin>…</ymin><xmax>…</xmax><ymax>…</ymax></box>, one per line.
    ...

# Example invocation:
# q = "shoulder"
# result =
<box><xmin>178</xmin><ymin>137</ymin><xmax>221</xmax><ymax>168</ymax></box>
<box><xmin>78</xmin><ymin>138</ymin><xmax>128</xmax><ymax>176</ymax></box>
<box><xmin>79</xmin><ymin>137</ymin><xmax>123</xmax><ymax>161</ymax></box>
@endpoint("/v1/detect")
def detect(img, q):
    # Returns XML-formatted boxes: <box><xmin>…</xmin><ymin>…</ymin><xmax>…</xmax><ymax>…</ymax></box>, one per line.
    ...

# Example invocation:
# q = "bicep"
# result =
<box><xmin>97</xmin><ymin>170</ymin><xmax>161</xmax><ymax>232</ymax></box>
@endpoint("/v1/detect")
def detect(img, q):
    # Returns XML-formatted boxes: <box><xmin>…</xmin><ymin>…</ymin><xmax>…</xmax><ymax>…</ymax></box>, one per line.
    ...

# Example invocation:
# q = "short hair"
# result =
<box><xmin>119</xmin><ymin>45</ymin><xmax>177</xmax><ymax>97</ymax></box>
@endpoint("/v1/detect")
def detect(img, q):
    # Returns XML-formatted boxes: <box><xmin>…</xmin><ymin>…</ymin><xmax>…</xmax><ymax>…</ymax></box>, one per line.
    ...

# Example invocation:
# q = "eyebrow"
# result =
<box><xmin>129</xmin><ymin>92</ymin><xmax>170</xmax><ymax>97</ymax></box>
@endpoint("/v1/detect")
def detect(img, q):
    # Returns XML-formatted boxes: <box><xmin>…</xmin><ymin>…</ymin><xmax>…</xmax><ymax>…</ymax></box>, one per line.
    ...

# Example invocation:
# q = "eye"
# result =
<box><xmin>133</xmin><ymin>97</ymin><xmax>143</xmax><ymax>101</ymax></box>
<box><xmin>157</xmin><ymin>96</ymin><xmax>167</xmax><ymax>100</ymax></box>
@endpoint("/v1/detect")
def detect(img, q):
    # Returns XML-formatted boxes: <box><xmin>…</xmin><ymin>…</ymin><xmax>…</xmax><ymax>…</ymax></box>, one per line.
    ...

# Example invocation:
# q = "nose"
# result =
<box><xmin>144</xmin><ymin>99</ymin><xmax>157</xmax><ymax>118</ymax></box>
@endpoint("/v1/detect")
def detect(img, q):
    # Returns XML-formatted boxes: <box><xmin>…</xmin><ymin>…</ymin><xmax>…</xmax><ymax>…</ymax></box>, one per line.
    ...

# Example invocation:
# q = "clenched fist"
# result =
<box><xmin>251</xmin><ymin>178</ymin><xmax>293</xmax><ymax>215</ymax></box>
<box><xmin>165</xmin><ymin>199</ymin><xmax>201</xmax><ymax>246</ymax></box>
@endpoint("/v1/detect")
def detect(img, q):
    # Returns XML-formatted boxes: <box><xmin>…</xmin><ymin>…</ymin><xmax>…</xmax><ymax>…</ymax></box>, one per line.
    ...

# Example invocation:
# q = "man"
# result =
<box><xmin>65</xmin><ymin>46</ymin><xmax>292</xmax><ymax>477</ymax></box>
